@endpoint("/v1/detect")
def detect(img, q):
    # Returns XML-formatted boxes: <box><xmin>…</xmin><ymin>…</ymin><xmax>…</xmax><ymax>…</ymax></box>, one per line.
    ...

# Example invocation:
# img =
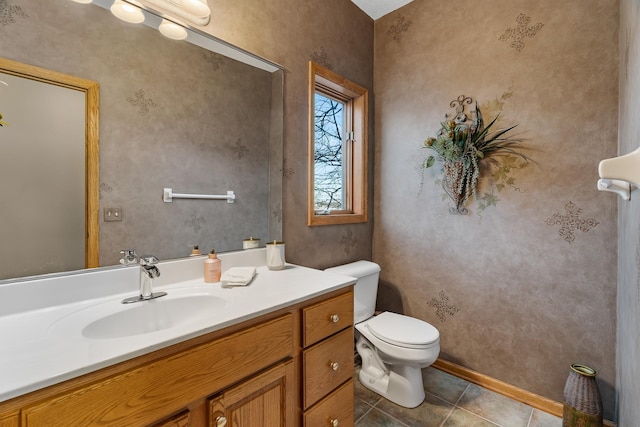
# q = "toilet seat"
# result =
<box><xmin>366</xmin><ymin>312</ymin><xmax>439</xmax><ymax>349</ymax></box>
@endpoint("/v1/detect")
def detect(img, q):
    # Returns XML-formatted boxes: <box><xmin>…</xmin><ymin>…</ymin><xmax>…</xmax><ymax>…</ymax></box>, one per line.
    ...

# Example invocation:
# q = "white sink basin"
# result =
<box><xmin>47</xmin><ymin>289</ymin><xmax>227</xmax><ymax>340</ymax></box>
<box><xmin>82</xmin><ymin>295</ymin><xmax>225</xmax><ymax>339</ymax></box>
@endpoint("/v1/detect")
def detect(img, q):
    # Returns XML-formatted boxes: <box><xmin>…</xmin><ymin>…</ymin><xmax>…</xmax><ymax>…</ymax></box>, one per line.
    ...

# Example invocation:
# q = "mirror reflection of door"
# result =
<box><xmin>0</xmin><ymin>61</ymin><xmax>99</xmax><ymax>280</ymax></box>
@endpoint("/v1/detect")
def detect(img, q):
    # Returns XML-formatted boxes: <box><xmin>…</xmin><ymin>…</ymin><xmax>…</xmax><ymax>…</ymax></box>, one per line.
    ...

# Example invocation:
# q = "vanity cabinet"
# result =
<box><xmin>0</xmin><ymin>287</ymin><xmax>354</xmax><ymax>427</ymax></box>
<box><xmin>302</xmin><ymin>291</ymin><xmax>355</xmax><ymax>426</ymax></box>
<box><xmin>9</xmin><ymin>314</ymin><xmax>295</xmax><ymax>427</ymax></box>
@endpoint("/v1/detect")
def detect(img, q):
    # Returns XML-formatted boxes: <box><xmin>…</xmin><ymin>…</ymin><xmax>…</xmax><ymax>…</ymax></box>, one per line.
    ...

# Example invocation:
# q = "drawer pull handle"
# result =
<box><xmin>330</xmin><ymin>314</ymin><xmax>340</xmax><ymax>323</ymax></box>
<box><xmin>215</xmin><ymin>416</ymin><xmax>228</xmax><ymax>427</ymax></box>
<box><xmin>329</xmin><ymin>361</ymin><xmax>340</xmax><ymax>371</ymax></box>
<box><xmin>330</xmin><ymin>419</ymin><xmax>339</xmax><ymax>427</ymax></box>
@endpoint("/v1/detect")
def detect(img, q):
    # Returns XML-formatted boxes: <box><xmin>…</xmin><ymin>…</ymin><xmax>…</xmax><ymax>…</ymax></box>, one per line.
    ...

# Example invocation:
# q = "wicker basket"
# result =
<box><xmin>443</xmin><ymin>161</ymin><xmax>468</xmax><ymax>213</ymax></box>
<box><xmin>562</xmin><ymin>364</ymin><xmax>603</xmax><ymax>427</ymax></box>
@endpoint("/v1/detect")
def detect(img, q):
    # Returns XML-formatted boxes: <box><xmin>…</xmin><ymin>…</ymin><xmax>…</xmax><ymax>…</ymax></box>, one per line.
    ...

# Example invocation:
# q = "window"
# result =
<box><xmin>308</xmin><ymin>61</ymin><xmax>368</xmax><ymax>226</ymax></box>
<box><xmin>314</xmin><ymin>92</ymin><xmax>346</xmax><ymax>212</ymax></box>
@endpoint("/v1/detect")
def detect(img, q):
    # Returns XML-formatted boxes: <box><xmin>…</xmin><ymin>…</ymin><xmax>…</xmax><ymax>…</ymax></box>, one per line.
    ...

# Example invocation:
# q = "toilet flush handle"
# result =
<box><xmin>330</xmin><ymin>314</ymin><xmax>340</xmax><ymax>323</ymax></box>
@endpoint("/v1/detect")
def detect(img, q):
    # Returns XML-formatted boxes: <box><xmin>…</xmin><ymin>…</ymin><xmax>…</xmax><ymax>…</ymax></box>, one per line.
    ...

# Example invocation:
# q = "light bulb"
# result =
<box><xmin>183</xmin><ymin>0</ymin><xmax>210</xmax><ymax>18</ymax></box>
<box><xmin>110</xmin><ymin>0</ymin><xmax>145</xmax><ymax>24</ymax></box>
<box><xmin>158</xmin><ymin>19</ymin><xmax>188</xmax><ymax>40</ymax></box>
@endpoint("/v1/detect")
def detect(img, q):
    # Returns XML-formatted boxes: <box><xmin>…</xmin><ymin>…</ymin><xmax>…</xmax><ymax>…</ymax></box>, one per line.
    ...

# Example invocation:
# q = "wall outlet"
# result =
<box><xmin>104</xmin><ymin>207</ymin><xmax>122</xmax><ymax>222</ymax></box>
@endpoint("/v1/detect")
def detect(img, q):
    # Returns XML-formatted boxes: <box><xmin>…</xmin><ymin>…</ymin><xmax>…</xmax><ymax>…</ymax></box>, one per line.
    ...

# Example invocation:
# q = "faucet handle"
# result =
<box><xmin>139</xmin><ymin>255</ymin><xmax>159</xmax><ymax>266</ymax></box>
<box><xmin>119</xmin><ymin>249</ymin><xmax>138</xmax><ymax>265</ymax></box>
<box><xmin>139</xmin><ymin>255</ymin><xmax>161</xmax><ymax>280</ymax></box>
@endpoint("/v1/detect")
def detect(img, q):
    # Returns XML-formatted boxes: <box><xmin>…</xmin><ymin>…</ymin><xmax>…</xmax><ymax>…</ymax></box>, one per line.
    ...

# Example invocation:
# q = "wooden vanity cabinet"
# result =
<box><xmin>301</xmin><ymin>291</ymin><xmax>355</xmax><ymax>426</ymax></box>
<box><xmin>0</xmin><ymin>287</ymin><xmax>355</xmax><ymax>427</ymax></box>
<box><xmin>7</xmin><ymin>313</ymin><xmax>296</xmax><ymax>427</ymax></box>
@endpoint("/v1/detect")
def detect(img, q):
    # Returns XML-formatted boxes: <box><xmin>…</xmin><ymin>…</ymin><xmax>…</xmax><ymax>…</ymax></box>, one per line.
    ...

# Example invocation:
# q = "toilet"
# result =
<box><xmin>325</xmin><ymin>260</ymin><xmax>440</xmax><ymax>408</ymax></box>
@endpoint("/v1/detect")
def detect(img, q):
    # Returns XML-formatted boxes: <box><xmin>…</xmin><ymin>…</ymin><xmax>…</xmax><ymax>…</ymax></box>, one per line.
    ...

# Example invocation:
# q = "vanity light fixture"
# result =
<box><xmin>145</xmin><ymin>0</ymin><xmax>211</xmax><ymax>26</ymax></box>
<box><xmin>71</xmin><ymin>0</ymin><xmax>204</xmax><ymax>42</ymax></box>
<box><xmin>110</xmin><ymin>0</ymin><xmax>145</xmax><ymax>24</ymax></box>
<box><xmin>158</xmin><ymin>19</ymin><xmax>188</xmax><ymax>40</ymax></box>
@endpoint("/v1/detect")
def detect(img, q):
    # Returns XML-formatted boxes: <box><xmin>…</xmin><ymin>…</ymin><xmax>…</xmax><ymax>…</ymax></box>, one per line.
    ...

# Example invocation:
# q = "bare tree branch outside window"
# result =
<box><xmin>314</xmin><ymin>92</ymin><xmax>345</xmax><ymax>212</ymax></box>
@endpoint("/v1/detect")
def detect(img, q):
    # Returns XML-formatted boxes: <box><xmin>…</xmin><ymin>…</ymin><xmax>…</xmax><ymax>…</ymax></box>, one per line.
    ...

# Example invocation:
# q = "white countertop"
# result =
<box><xmin>0</xmin><ymin>250</ymin><xmax>355</xmax><ymax>403</ymax></box>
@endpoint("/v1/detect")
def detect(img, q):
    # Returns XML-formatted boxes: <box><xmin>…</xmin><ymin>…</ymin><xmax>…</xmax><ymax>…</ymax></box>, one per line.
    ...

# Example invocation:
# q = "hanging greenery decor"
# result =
<box><xmin>422</xmin><ymin>96</ymin><xmax>531</xmax><ymax>214</ymax></box>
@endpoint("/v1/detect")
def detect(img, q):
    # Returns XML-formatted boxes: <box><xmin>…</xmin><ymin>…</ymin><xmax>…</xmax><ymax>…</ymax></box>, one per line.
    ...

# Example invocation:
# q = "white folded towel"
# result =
<box><xmin>220</xmin><ymin>267</ymin><xmax>257</xmax><ymax>288</ymax></box>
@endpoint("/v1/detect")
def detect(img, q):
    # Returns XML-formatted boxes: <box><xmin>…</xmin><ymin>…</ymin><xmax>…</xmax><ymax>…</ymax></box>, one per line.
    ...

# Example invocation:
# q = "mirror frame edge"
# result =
<box><xmin>0</xmin><ymin>57</ymin><xmax>99</xmax><ymax>269</ymax></box>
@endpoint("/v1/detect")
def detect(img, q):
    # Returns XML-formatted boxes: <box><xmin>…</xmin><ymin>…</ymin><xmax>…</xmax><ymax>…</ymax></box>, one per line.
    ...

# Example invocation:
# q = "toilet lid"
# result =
<box><xmin>367</xmin><ymin>312</ymin><xmax>439</xmax><ymax>348</ymax></box>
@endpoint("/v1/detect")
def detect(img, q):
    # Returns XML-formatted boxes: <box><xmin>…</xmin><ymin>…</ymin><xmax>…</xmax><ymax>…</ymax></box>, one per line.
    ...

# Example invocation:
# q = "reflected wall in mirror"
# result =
<box><xmin>0</xmin><ymin>0</ymin><xmax>283</xmax><ymax>282</ymax></box>
<box><xmin>0</xmin><ymin>58</ymin><xmax>99</xmax><ymax>280</ymax></box>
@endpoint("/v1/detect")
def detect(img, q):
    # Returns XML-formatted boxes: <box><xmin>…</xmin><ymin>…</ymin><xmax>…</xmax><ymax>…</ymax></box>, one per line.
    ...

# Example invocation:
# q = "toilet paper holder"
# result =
<box><xmin>597</xmin><ymin>146</ymin><xmax>640</xmax><ymax>201</ymax></box>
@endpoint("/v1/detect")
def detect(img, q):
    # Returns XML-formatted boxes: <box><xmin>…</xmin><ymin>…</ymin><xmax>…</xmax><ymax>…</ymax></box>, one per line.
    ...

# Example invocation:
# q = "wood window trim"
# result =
<box><xmin>308</xmin><ymin>61</ymin><xmax>368</xmax><ymax>226</ymax></box>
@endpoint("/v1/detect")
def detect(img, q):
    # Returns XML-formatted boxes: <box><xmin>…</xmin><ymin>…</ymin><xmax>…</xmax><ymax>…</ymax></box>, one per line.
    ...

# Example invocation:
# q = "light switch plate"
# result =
<box><xmin>104</xmin><ymin>207</ymin><xmax>122</xmax><ymax>222</ymax></box>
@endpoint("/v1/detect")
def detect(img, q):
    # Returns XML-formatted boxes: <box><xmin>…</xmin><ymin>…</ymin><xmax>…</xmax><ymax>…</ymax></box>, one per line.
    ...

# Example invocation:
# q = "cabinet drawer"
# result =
<box><xmin>303</xmin><ymin>290</ymin><xmax>353</xmax><ymax>347</ymax></box>
<box><xmin>303</xmin><ymin>380</ymin><xmax>354</xmax><ymax>427</ymax></box>
<box><xmin>303</xmin><ymin>327</ymin><xmax>354</xmax><ymax>409</ymax></box>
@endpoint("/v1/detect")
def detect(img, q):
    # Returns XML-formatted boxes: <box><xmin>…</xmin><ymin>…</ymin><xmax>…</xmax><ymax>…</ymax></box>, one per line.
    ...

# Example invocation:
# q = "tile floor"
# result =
<box><xmin>354</xmin><ymin>366</ymin><xmax>562</xmax><ymax>427</ymax></box>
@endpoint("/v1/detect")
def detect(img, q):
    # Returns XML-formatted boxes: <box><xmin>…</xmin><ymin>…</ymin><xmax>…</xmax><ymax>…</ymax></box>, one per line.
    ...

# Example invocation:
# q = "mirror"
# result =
<box><xmin>0</xmin><ymin>0</ymin><xmax>283</xmax><ymax>282</ymax></box>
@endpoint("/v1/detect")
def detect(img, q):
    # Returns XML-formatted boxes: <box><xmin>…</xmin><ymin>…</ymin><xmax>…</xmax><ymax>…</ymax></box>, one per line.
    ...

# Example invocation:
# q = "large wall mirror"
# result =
<box><xmin>0</xmin><ymin>0</ymin><xmax>283</xmax><ymax>282</ymax></box>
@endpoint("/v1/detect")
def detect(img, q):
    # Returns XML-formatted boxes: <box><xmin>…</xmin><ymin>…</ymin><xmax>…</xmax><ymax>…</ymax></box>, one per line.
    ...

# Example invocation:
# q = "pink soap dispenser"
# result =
<box><xmin>204</xmin><ymin>249</ymin><xmax>222</xmax><ymax>283</ymax></box>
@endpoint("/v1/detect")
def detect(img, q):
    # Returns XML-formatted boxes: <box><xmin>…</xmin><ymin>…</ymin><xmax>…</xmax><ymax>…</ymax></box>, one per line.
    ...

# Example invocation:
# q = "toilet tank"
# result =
<box><xmin>325</xmin><ymin>260</ymin><xmax>381</xmax><ymax>324</ymax></box>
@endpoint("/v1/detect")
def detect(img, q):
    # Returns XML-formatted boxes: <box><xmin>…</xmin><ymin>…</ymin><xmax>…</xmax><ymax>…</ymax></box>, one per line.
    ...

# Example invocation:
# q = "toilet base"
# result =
<box><xmin>358</xmin><ymin>365</ymin><xmax>426</xmax><ymax>408</ymax></box>
<box><xmin>356</xmin><ymin>338</ymin><xmax>426</xmax><ymax>408</ymax></box>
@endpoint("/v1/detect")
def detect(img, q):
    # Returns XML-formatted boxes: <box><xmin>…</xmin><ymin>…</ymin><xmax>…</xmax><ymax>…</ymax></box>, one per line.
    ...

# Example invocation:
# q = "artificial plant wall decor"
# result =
<box><xmin>421</xmin><ymin>95</ymin><xmax>532</xmax><ymax>215</ymax></box>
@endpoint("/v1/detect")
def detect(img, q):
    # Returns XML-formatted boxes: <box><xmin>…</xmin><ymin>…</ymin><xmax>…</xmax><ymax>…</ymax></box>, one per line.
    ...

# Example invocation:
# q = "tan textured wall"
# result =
<box><xmin>373</xmin><ymin>0</ymin><xmax>619</xmax><ymax>419</ymax></box>
<box><xmin>617</xmin><ymin>0</ymin><xmax>640</xmax><ymax>423</ymax></box>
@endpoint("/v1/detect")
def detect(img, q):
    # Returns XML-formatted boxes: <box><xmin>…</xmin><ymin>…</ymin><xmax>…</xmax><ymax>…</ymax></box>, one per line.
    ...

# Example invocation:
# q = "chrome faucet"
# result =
<box><xmin>119</xmin><ymin>249</ymin><xmax>138</xmax><ymax>265</ymax></box>
<box><xmin>122</xmin><ymin>255</ymin><xmax>167</xmax><ymax>304</ymax></box>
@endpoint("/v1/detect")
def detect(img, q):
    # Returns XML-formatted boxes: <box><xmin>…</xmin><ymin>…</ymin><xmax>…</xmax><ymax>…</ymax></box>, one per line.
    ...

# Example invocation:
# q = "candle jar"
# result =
<box><xmin>243</xmin><ymin>237</ymin><xmax>260</xmax><ymax>249</ymax></box>
<box><xmin>266</xmin><ymin>241</ymin><xmax>285</xmax><ymax>270</ymax></box>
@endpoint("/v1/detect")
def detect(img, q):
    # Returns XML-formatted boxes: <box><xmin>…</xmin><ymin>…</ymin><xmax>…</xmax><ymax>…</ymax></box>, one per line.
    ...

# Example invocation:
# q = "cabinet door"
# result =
<box><xmin>0</xmin><ymin>412</ymin><xmax>19</xmax><ymax>427</ymax></box>
<box><xmin>209</xmin><ymin>360</ymin><xmax>294</xmax><ymax>427</ymax></box>
<box><xmin>151</xmin><ymin>410</ymin><xmax>191</xmax><ymax>427</ymax></box>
